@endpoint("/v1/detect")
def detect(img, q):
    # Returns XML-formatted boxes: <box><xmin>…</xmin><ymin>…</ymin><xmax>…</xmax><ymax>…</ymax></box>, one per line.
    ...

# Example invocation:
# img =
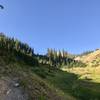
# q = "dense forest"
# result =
<box><xmin>0</xmin><ymin>33</ymin><xmax>86</xmax><ymax>70</ymax></box>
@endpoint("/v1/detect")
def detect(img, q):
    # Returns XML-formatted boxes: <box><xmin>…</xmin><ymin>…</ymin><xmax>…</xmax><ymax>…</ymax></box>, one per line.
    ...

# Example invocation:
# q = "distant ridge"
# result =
<box><xmin>75</xmin><ymin>49</ymin><xmax>100</xmax><ymax>66</ymax></box>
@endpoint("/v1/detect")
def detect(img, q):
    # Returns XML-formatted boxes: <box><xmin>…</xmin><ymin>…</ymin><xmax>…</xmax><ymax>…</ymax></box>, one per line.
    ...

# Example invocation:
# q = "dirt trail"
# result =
<box><xmin>0</xmin><ymin>77</ymin><xmax>28</xmax><ymax>100</ymax></box>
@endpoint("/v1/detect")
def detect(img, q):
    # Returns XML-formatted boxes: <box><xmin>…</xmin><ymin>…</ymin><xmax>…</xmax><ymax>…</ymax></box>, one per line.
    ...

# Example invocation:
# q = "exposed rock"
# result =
<box><xmin>0</xmin><ymin>77</ymin><xmax>28</xmax><ymax>100</ymax></box>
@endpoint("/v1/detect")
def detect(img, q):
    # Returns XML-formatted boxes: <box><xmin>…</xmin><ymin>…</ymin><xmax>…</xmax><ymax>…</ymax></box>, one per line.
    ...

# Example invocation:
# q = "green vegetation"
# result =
<box><xmin>62</xmin><ymin>66</ymin><xmax>100</xmax><ymax>100</ymax></box>
<box><xmin>0</xmin><ymin>51</ymin><xmax>75</xmax><ymax>100</ymax></box>
<box><xmin>0</xmin><ymin>33</ymin><xmax>86</xmax><ymax>69</ymax></box>
<box><xmin>0</xmin><ymin>33</ymin><xmax>100</xmax><ymax>100</ymax></box>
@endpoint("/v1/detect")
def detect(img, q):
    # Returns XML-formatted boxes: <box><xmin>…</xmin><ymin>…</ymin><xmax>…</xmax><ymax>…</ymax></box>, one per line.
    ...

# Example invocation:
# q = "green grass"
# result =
<box><xmin>23</xmin><ymin>64</ymin><xmax>100</xmax><ymax>100</ymax></box>
<box><xmin>31</xmin><ymin>64</ymin><xmax>100</xmax><ymax>100</ymax></box>
<box><xmin>0</xmin><ymin>56</ymin><xmax>76</xmax><ymax>100</ymax></box>
<box><xmin>1</xmin><ymin>53</ymin><xmax>100</xmax><ymax>100</ymax></box>
<box><xmin>61</xmin><ymin>66</ymin><xmax>100</xmax><ymax>100</ymax></box>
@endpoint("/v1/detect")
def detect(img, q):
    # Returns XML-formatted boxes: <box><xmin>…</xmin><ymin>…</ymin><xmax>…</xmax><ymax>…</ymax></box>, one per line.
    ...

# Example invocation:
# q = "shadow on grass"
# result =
<box><xmin>45</xmin><ymin>69</ymin><xmax>100</xmax><ymax>100</ymax></box>
<box><xmin>73</xmin><ymin>79</ymin><xmax>100</xmax><ymax>100</ymax></box>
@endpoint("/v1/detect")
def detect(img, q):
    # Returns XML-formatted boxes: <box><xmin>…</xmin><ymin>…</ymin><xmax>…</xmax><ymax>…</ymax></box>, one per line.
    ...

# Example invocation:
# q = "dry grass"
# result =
<box><xmin>75</xmin><ymin>49</ymin><xmax>100</xmax><ymax>64</ymax></box>
<box><xmin>62</xmin><ymin>66</ymin><xmax>100</xmax><ymax>83</ymax></box>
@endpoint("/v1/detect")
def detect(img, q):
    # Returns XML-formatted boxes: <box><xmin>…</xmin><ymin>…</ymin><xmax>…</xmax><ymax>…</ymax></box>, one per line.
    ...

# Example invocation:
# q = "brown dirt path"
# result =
<box><xmin>0</xmin><ymin>77</ymin><xmax>28</xmax><ymax>100</ymax></box>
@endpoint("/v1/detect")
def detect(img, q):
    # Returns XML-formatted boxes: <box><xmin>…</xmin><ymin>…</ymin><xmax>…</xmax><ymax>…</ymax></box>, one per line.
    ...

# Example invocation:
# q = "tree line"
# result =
<box><xmin>0</xmin><ymin>33</ymin><xmax>86</xmax><ymax>69</ymax></box>
<box><xmin>0</xmin><ymin>33</ymin><xmax>38</xmax><ymax>65</ymax></box>
<box><xmin>37</xmin><ymin>48</ymin><xmax>86</xmax><ymax>69</ymax></box>
<box><xmin>0</xmin><ymin>33</ymin><xmax>34</xmax><ymax>56</ymax></box>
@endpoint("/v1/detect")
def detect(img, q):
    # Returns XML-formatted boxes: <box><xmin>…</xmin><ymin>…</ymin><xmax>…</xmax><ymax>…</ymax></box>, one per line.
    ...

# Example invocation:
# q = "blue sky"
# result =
<box><xmin>0</xmin><ymin>0</ymin><xmax>100</xmax><ymax>54</ymax></box>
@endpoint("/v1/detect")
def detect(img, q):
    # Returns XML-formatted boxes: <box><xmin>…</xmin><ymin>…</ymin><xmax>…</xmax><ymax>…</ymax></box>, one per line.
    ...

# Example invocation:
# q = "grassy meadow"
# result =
<box><xmin>61</xmin><ymin>66</ymin><xmax>100</xmax><ymax>100</ymax></box>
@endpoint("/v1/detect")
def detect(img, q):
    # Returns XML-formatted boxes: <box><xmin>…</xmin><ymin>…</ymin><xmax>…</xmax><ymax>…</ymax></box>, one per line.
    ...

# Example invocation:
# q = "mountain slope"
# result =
<box><xmin>0</xmin><ymin>55</ymin><xmax>76</xmax><ymax>100</ymax></box>
<box><xmin>0</xmin><ymin>33</ymin><xmax>76</xmax><ymax>100</ymax></box>
<box><xmin>75</xmin><ymin>49</ymin><xmax>100</xmax><ymax>66</ymax></box>
<box><xmin>1</xmin><ymin>33</ymin><xmax>100</xmax><ymax>100</ymax></box>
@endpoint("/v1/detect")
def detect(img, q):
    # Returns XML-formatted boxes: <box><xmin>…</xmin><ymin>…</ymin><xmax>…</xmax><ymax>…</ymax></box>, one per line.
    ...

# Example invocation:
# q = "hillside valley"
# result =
<box><xmin>0</xmin><ymin>33</ymin><xmax>100</xmax><ymax>100</ymax></box>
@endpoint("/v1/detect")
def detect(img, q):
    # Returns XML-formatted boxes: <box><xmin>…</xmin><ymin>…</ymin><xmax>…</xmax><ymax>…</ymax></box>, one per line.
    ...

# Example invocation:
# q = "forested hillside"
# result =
<box><xmin>0</xmin><ymin>33</ymin><xmax>86</xmax><ymax>69</ymax></box>
<box><xmin>0</xmin><ymin>33</ymin><xmax>100</xmax><ymax>100</ymax></box>
<box><xmin>0</xmin><ymin>33</ymin><xmax>76</xmax><ymax>100</ymax></box>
